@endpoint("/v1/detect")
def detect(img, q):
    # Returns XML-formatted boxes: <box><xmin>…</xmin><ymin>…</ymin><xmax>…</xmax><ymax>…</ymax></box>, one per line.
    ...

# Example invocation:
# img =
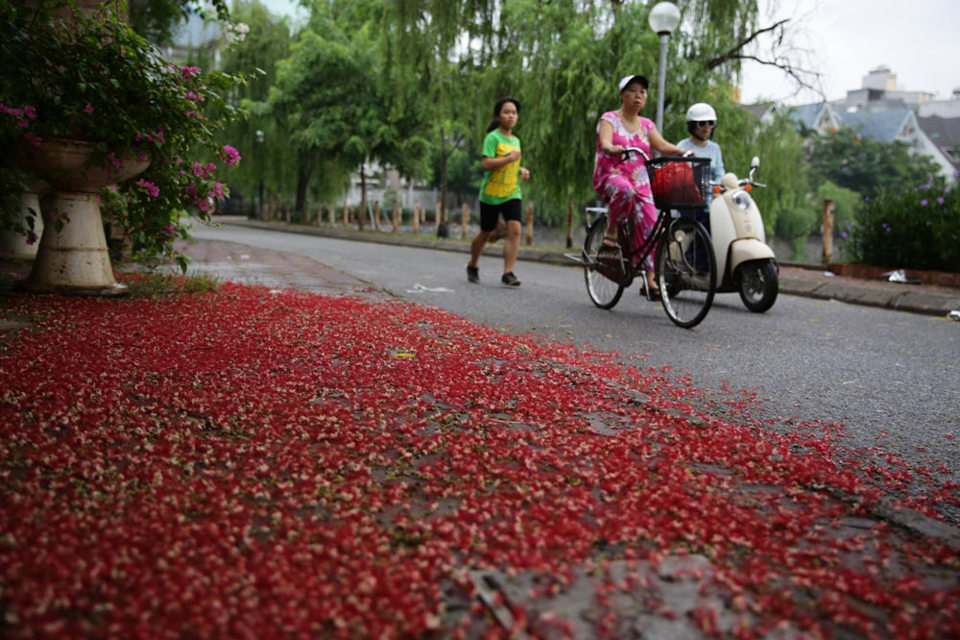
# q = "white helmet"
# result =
<box><xmin>686</xmin><ymin>103</ymin><xmax>717</xmax><ymax>139</ymax></box>
<box><xmin>686</xmin><ymin>102</ymin><xmax>717</xmax><ymax>123</ymax></box>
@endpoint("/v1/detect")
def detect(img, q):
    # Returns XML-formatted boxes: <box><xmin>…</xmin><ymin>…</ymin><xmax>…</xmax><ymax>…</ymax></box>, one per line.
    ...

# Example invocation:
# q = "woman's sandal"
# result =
<box><xmin>643</xmin><ymin>278</ymin><xmax>661</xmax><ymax>301</ymax></box>
<box><xmin>598</xmin><ymin>237</ymin><xmax>619</xmax><ymax>256</ymax></box>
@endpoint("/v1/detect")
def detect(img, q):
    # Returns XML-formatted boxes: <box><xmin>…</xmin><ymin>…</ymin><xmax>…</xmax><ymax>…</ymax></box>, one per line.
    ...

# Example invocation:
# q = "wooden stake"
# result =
<box><xmin>461</xmin><ymin>202</ymin><xmax>469</xmax><ymax>239</ymax></box>
<box><xmin>413</xmin><ymin>201</ymin><xmax>420</xmax><ymax>234</ymax></box>
<box><xmin>525</xmin><ymin>203</ymin><xmax>534</xmax><ymax>245</ymax></box>
<box><xmin>392</xmin><ymin>202</ymin><xmax>401</xmax><ymax>233</ymax></box>
<box><xmin>822</xmin><ymin>199</ymin><xmax>835</xmax><ymax>264</ymax></box>
<box><xmin>565</xmin><ymin>201</ymin><xmax>574</xmax><ymax>248</ymax></box>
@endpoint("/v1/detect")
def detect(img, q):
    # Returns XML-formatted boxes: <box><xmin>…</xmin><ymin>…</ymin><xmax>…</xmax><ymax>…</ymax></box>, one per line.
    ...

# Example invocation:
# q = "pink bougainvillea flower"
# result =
<box><xmin>83</xmin><ymin>102</ymin><xmax>94</xmax><ymax>114</ymax></box>
<box><xmin>135</xmin><ymin>128</ymin><xmax>166</xmax><ymax>146</ymax></box>
<box><xmin>23</xmin><ymin>104</ymin><xmax>36</xmax><ymax>119</ymax></box>
<box><xmin>209</xmin><ymin>181</ymin><xmax>225</xmax><ymax>201</ymax></box>
<box><xmin>184</xmin><ymin>183</ymin><xmax>211</xmax><ymax>212</ymax></box>
<box><xmin>135</xmin><ymin>178</ymin><xmax>159</xmax><ymax>197</ymax></box>
<box><xmin>220</xmin><ymin>144</ymin><xmax>241</xmax><ymax>166</ymax></box>
<box><xmin>191</xmin><ymin>161</ymin><xmax>216</xmax><ymax>180</ymax></box>
<box><xmin>23</xmin><ymin>132</ymin><xmax>42</xmax><ymax>147</ymax></box>
<box><xmin>106</xmin><ymin>151</ymin><xmax>122</xmax><ymax>170</ymax></box>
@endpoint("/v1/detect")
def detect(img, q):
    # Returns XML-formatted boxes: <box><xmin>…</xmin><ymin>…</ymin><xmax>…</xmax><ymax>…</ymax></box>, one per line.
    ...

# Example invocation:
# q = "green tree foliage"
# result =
<box><xmin>808</xmin><ymin>127</ymin><xmax>942</xmax><ymax>199</ymax></box>
<box><xmin>129</xmin><ymin>0</ymin><xmax>230</xmax><ymax>44</ymax></box>
<box><xmin>270</xmin><ymin>23</ymin><xmax>372</xmax><ymax>213</ymax></box>
<box><xmin>217</xmin><ymin>1</ymin><xmax>295</xmax><ymax>212</ymax></box>
<box><xmin>388</xmin><ymin>0</ymin><xmax>764</xmax><ymax>224</ymax></box>
<box><xmin>210</xmin><ymin>0</ymin><xmax>904</xmax><ymax>251</ymax></box>
<box><xmin>844</xmin><ymin>175</ymin><xmax>959</xmax><ymax>270</ymax></box>
<box><xmin>815</xmin><ymin>179</ymin><xmax>862</xmax><ymax>233</ymax></box>
<box><xmin>268</xmin><ymin>5</ymin><xmax>431</xmax><ymax>215</ymax></box>
<box><xmin>428</xmin><ymin>119</ymin><xmax>480</xmax><ymax>205</ymax></box>
<box><xmin>728</xmin><ymin>112</ymin><xmax>810</xmax><ymax>234</ymax></box>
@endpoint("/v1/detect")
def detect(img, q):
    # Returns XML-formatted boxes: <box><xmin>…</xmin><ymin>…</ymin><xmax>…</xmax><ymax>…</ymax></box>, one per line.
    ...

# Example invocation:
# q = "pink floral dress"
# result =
<box><xmin>592</xmin><ymin>111</ymin><xmax>658</xmax><ymax>269</ymax></box>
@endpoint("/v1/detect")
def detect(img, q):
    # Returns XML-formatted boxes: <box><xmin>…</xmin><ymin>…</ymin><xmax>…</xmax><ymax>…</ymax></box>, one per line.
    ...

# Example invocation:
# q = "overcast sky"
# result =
<box><xmin>257</xmin><ymin>0</ymin><xmax>959</xmax><ymax>106</ymax></box>
<box><xmin>739</xmin><ymin>0</ymin><xmax>960</xmax><ymax>105</ymax></box>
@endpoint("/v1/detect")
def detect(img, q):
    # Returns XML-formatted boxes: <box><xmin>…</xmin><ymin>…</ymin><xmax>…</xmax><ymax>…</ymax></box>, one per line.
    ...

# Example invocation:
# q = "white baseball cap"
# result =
<box><xmin>618</xmin><ymin>74</ymin><xmax>649</xmax><ymax>92</ymax></box>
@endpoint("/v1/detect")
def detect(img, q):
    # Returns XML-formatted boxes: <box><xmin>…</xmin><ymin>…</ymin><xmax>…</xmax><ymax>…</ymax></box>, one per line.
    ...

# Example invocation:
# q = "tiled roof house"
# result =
<box><xmin>747</xmin><ymin>67</ymin><xmax>960</xmax><ymax>180</ymax></box>
<box><xmin>916</xmin><ymin>115</ymin><xmax>960</xmax><ymax>171</ymax></box>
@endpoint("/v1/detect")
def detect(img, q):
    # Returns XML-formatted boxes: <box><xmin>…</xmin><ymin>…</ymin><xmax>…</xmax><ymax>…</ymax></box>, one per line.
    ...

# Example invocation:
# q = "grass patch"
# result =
<box><xmin>117</xmin><ymin>271</ymin><xmax>220</xmax><ymax>297</ymax></box>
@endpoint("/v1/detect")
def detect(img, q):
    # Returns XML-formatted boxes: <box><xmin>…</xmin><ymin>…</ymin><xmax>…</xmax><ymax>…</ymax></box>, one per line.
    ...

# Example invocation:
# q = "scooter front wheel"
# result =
<box><xmin>737</xmin><ymin>259</ymin><xmax>779</xmax><ymax>313</ymax></box>
<box><xmin>656</xmin><ymin>217</ymin><xmax>716</xmax><ymax>329</ymax></box>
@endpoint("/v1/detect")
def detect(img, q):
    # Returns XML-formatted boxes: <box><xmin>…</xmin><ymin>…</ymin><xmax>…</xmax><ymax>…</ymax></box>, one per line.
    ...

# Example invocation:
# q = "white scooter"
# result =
<box><xmin>708</xmin><ymin>156</ymin><xmax>779</xmax><ymax>312</ymax></box>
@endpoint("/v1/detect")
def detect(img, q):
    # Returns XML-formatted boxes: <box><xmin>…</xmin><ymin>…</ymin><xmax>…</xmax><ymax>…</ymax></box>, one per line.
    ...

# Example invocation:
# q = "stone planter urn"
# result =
<box><xmin>0</xmin><ymin>186</ymin><xmax>46</xmax><ymax>260</ymax></box>
<box><xmin>17</xmin><ymin>138</ymin><xmax>149</xmax><ymax>295</ymax></box>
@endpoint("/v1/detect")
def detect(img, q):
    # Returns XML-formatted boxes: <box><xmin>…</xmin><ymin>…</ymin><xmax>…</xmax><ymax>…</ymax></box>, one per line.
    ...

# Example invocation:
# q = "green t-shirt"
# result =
<box><xmin>479</xmin><ymin>129</ymin><xmax>522</xmax><ymax>205</ymax></box>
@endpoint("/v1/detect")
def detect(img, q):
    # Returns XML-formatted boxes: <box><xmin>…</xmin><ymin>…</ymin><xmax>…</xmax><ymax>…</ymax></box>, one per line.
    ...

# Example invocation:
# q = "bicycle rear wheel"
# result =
<box><xmin>655</xmin><ymin>216</ymin><xmax>716</xmax><ymax>328</ymax></box>
<box><xmin>583</xmin><ymin>217</ymin><xmax>624</xmax><ymax>309</ymax></box>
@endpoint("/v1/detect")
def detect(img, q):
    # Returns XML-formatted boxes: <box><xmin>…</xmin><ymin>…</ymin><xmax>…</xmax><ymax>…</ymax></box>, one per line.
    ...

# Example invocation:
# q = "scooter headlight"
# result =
<box><xmin>732</xmin><ymin>191</ymin><xmax>753</xmax><ymax>211</ymax></box>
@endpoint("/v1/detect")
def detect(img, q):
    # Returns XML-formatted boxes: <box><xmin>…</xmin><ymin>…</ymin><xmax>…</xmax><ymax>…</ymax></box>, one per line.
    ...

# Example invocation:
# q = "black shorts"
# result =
<box><xmin>479</xmin><ymin>199</ymin><xmax>522</xmax><ymax>232</ymax></box>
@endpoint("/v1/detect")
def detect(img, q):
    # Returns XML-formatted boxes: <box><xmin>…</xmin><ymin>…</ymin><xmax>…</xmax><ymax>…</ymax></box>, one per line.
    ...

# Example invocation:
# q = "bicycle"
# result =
<box><xmin>577</xmin><ymin>149</ymin><xmax>717</xmax><ymax>328</ymax></box>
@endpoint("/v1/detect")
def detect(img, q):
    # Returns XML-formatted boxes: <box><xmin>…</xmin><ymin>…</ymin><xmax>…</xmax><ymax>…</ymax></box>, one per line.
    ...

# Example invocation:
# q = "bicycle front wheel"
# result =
<box><xmin>655</xmin><ymin>216</ymin><xmax>716</xmax><ymax>328</ymax></box>
<box><xmin>583</xmin><ymin>217</ymin><xmax>624</xmax><ymax>309</ymax></box>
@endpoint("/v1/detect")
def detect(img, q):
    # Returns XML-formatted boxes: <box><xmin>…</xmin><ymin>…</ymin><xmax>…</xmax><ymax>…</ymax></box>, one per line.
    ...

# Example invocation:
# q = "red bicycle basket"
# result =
<box><xmin>647</xmin><ymin>157</ymin><xmax>711</xmax><ymax>209</ymax></box>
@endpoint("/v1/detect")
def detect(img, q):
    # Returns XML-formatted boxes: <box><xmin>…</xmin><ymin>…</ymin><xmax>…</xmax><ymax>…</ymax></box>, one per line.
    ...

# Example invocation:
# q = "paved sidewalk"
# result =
<box><xmin>213</xmin><ymin>216</ymin><xmax>960</xmax><ymax>318</ymax></box>
<box><xmin>175</xmin><ymin>238</ymin><xmax>373</xmax><ymax>296</ymax></box>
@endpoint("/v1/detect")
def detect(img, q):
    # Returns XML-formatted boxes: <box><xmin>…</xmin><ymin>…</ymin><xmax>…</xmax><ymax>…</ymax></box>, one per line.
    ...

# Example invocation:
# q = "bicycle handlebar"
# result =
<box><xmin>621</xmin><ymin>146</ymin><xmax>650</xmax><ymax>162</ymax></box>
<box><xmin>621</xmin><ymin>147</ymin><xmax>697</xmax><ymax>163</ymax></box>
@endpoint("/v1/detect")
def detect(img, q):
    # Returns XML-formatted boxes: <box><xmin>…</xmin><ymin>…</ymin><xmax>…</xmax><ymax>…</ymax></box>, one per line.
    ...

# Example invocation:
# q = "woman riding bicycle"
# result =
<box><xmin>593</xmin><ymin>74</ymin><xmax>686</xmax><ymax>298</ymax></box>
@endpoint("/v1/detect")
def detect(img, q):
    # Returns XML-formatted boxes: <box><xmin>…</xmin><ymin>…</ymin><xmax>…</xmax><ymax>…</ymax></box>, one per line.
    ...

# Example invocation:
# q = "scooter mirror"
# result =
<box><xmin>750</xmin><ymin>156</ymin><xmax>760</xmax><ymax>169</ymax></box>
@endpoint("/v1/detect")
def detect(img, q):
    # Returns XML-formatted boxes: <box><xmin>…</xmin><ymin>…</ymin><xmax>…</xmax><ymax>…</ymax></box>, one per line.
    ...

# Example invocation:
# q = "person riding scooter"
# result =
<box><xmin>677</xmin><ymin>103</ymin><xmax>725</xmax><ymax>187</ymax></box>
<box><xmin>678</xmin><ymin>103</ymin><xmax>779</xmax><ymax>313</ymax></box>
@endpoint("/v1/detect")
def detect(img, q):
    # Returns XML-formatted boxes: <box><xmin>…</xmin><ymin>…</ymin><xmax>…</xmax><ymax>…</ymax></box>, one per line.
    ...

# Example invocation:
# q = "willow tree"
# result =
<box><xmin>379</xmin><ymin>0</ymin><xmax>824</xmax><ymax>237</ymax></box>
<box><xmin>269</xmin><ymin>23</ymin><xmax>373</xmax><ymax>215</ymax></box>
<box><xmin>385</xmin><ymin>1</ymin><xmax>778</xmax><ymax>221</ymax></box>
<box><xmin>380</xmin><ymin>1</ymin><xmax>497</xmax><ymax>227</ymax></box>
<box><xmin>266</xmin><ymin>2</ymin><xmax>434</xmax><ymax>217</ymax></box>
<box><xmin>217</xmin><ymin>1</ymin><xmax>296</xmax><ymax>215</ymax></box>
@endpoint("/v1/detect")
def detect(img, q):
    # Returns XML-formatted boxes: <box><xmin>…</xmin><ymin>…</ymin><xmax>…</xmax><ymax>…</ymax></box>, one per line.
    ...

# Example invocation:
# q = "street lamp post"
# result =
<box><xmin>255</xmin><ymin>129</ymin><xmax>265</xmax><ymax>220</ymax></box>
<box><xmin>648</xmin><ymin>2</ymin><xmax>681</xmax><ymax>134</ymax></box>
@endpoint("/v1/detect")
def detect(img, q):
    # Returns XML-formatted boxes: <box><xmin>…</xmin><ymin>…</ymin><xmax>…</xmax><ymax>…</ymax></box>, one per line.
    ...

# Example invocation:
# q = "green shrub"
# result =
<box><xmin>843</xmin><ymin>175</ymin><xmax>959</xmax><ymax>271</ymax></box>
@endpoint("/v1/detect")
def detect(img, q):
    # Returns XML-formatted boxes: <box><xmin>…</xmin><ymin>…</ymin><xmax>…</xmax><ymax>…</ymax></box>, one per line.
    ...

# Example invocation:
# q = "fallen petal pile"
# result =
<box><xmin>1</xmin><ymin>283</ymin><xmax>958</xmax><ymax>639</ymax></box>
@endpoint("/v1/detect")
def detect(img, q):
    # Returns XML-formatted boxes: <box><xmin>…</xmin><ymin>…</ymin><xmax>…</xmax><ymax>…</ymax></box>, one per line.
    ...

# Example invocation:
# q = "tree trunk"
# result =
<box><xmin>358</xmin><ymin>164</ymin><xmax>367</xmax><ymax>231</ymax></box>
<box><xmin>438</xmin><ymin>125</ymin><xmax>449</xmax><ymax>237</ymax></box>
<box><xmin>295</xmin><ymin>152</ymin><xmax>313</xmax><ymax>215</ymax></box>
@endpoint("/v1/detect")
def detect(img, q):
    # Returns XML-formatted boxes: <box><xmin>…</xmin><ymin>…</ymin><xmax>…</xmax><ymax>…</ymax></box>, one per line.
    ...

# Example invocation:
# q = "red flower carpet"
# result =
<box><xmin>1</xmin><ymin>282</ymin><xmax>958</xmax><ymax>639</ymax></box>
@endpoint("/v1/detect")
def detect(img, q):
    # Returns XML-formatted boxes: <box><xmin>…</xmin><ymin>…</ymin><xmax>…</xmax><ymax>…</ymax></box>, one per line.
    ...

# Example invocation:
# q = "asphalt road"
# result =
<box><xmin>187</xmin><ymin>223</ymin><xmax>960</xmax><ymax>488</ymax></box>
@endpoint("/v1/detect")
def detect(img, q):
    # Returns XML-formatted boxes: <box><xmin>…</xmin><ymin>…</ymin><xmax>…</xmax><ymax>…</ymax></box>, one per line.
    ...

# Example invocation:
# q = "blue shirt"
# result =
<box><xmin>677</xmin><ymin>138</ymin><xmax>725</xmax><ymax>184</ymax></box>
